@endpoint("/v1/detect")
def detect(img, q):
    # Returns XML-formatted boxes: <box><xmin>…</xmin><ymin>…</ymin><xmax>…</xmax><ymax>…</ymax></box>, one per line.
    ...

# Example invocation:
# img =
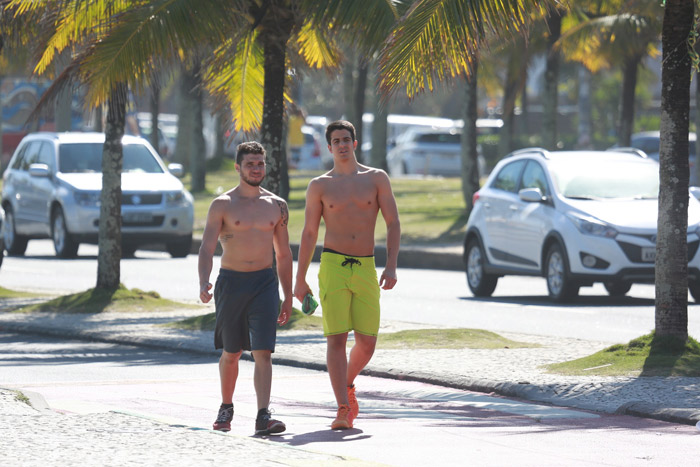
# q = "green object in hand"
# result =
<box><xmin>302</xmin><ymin>293</ymin><xmax>318</xmax><ymax>315</ymax></box>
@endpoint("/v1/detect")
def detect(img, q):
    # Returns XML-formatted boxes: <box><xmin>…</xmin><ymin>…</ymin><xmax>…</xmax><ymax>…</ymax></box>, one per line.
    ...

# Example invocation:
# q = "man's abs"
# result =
<box><xmin>219</xmin><ymin>230</ymin><xmax>274</xmax><ymax>272</ymax></box>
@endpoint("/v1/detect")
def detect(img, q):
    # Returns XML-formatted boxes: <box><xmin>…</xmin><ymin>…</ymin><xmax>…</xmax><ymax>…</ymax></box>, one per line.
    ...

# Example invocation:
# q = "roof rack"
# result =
<box><xmin>508</xmin><ymin>147</ymin><xmax>551</xmax><ymax>159</ymax></box>
<box><xmin>606</xmin><ymin>147</ymin><xmax>648</xmax><ymax>158</ymax></box>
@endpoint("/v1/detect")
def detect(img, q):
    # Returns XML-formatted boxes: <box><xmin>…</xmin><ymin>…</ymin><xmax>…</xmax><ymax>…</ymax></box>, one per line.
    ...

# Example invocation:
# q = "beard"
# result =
<box><xmin>241</xmin><ymin>173</ymin><xmax>265</xmax><ymax>187</ymax></box>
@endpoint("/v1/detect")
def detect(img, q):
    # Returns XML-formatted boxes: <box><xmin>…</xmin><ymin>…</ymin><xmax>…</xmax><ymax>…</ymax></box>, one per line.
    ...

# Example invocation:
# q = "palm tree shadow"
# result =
<box><xmin>641</xmin><ymin>334</ymin><xmax>687</xmax><ymax>376</ymax></box>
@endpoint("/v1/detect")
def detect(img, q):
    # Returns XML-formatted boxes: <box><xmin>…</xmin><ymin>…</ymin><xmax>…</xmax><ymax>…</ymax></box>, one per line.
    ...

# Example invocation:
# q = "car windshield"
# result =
<box><xmin>415</xmin><ymin>132</ymin><xmax>460</xmax><ymax>144</ymax></box>
<box><xmin>549</xmin><ymin>159</ymin><xmax>659</xmax><ymax>200</ymax></box>
<box><xmin>58</xmin><ymin>143</ymin><xmax>164</xmax><ymax>174</ymax></box>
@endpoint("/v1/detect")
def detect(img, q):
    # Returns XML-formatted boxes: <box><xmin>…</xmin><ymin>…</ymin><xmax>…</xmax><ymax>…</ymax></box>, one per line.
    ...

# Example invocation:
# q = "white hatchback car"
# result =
<box><xmin>2</xmin><ymin>132</ymin><xmax>194</xmax><ymax>258</ymax></box>
<box><xmin>464</xmin><ymin>148</ymin><xmax>700</xmax><ymax>301</ymax></box>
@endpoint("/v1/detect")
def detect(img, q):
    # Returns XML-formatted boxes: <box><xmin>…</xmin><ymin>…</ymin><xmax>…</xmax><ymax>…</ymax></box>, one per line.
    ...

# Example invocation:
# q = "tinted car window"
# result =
<box><xmin>416</xmin><ymin>133</ymin><xmax>460</xmax><ymax>144</ymax></box>
<box><xmin>36</xmin><ymin>142</ymin><xmax>55</xmax><ymax>170</ymax></box>
<box><xmin>10</xmin><ymin>143</ymin><xmax>29</xmax><ymax>170</ymax></box>
<box><xmin>59</xmin><ymin>143</ymin><xmax>164</xmax><ymax>174</ymax></box>
<box><xmin>521</xmin><ymin>161</ymin><xmax>549</xmax><ymax>196</ymax></box>
<box><xmin>491</xmin><ymin>160</ymin><xmax>526</xmax><ymax>193</ymax></box>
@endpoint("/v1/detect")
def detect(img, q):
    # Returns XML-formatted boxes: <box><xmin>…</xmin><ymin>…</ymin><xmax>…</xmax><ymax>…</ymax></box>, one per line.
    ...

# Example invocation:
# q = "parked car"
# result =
<box><xmin>2</xmin><ymin>132</ymin><xmax>194</xmax><ymax>258</ymax></box>
<box><xmin>464</xmin><ymin>147</ymin><xmax>700</xmax><ymax>302</ymax></box>
<box><xmin>386</xmin><ymin>128</ymin><xmax>486</xmax><ymax>177</ymax></box>
<box><xmin>624</xmin><ymin>131</ymin><xmax>698</xmax><ymax>186</ymax></box>
<box><xmin>290</xmin><ymin>126</ymin><xmax>323</xmax><ymax>170</ymax></box>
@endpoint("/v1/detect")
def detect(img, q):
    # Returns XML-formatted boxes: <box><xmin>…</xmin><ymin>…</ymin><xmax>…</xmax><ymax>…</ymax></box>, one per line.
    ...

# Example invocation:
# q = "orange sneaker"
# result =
<box><xmin>347</xmin><ymin>385</ymin><xmax>359</xmax><ymax>423</ymax></box>
<box><xmin>331</xmin><ymin>404</ymin><xmax>353</xmax><ymax>430</ymax></box>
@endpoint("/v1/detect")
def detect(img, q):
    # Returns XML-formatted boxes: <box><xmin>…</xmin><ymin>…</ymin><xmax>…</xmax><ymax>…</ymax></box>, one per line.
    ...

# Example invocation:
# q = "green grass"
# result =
<box><xmin>165</xmin><ymin>307</ymin><xmax>324</xmax><ymax>331</ymax></box>
<box><xmin>0</xmin><ymin>286</ymin><xmax>42</xmax><ymax>299</ymax></box>
<box><xmin>13</xmin><ymin>284</ymin><xmax>196</xmax><ymax>314</ymax></box>
<box><xmin>545</xmin><ymin>333</ymin><xmax>700</xmax><ymax>377</ymax></box>
<box><xmin>376</xmin><ymin>328</ymin><xmax>539</xmax><ymax>349</ymax></box>
<box><xmin>186</xmin><ymin>166</ymin><xmax>468</xmax><ymax>245</ymax></box>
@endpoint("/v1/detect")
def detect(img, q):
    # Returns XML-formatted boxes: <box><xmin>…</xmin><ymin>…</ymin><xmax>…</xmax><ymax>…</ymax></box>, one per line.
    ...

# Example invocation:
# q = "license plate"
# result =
<box><xmin>123</xmin><ymin>212</ymin><xmax>153</xmax><ymax>223</ymax></box>
<box><xmin>641</xmin><ymin>247</ymin><xmax>656</xmax><ymax>262</ymax></box>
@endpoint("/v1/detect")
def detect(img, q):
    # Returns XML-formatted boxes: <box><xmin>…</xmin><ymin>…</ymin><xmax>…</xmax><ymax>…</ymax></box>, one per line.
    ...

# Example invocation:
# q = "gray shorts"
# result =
<box><xmin>214</xmin><ymin>268</ymin><xmax>279</xmax><ymax>353</ymax></box>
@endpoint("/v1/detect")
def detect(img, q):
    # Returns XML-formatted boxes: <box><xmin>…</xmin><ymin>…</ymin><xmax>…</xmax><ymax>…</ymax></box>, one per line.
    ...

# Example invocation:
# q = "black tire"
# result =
<box><xmin>604</xmin><ymin>281</ymin><xmax>632</xmax><ymax>297</ymax></box>
<box><xmin>52</xmin><ymin>207</ymin><xmax>79</xmax><ymax>258</ymax></box>
<box><xmin>464</xmin><ymin>238</ymin><xmax>498</xmax><ymax>297</ymax></box>
<box><xmin>545</xmin><ymin>243</ymin><xmax>579</xmax><ymax>302</ymax></box>
<box><xmin>689</xmin><ymin>281</ymin><xmax>700</xmax><ymax>303</ymax></box>
<box><xmin>3</xmin><ymin>206</ymin><xmax>28</xmax><ymax>256</ymax></box>
<box><xmin>121</xmin><ymin>244</ymin><xmax>138</xmax><ymax>258</ymax></box>
<box><xmin>166</xmin><ymin>235</ymin><xmax>192</xmax><ymax>258</ymax></box>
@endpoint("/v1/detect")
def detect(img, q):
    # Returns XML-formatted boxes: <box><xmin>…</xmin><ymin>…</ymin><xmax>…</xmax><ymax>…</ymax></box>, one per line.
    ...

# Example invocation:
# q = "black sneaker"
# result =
<box><xmin>255</xmin><ymin>408</ymin><xmax>286</xmax><ymax>435</ymax></box>
<box><xmin>213</xmin><ymin>404</ymin><xmax>234</xmax><ymax>432</ymax></box>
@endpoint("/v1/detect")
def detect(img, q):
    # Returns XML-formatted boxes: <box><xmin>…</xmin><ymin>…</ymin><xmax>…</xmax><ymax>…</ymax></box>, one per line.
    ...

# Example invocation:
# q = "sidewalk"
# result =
<box><xmin>1</xmin><ymin>292</ymin><xmax>698</xmax><ymax>428</ymax></box>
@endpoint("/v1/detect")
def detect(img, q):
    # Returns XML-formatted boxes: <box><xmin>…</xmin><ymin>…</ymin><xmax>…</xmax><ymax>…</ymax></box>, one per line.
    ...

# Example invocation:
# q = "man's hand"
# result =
<box><xmin>293</xmin><ymin>279</ymin><xmax>311</xmax><ymax>303</ymax></box>
<box><xmin>200</xmin><ymin>282</ymin><xmax>213</xmax><ymax>303</ymax></box>
<box><xmin>379</xmin><ymin>268</ymin><xmax>397</xmax><ymax>290</ymax></box>
<box><xmin>278</xmin><ymin>297</ymin><xmax>293</xmax><ymax>326</ymax></box>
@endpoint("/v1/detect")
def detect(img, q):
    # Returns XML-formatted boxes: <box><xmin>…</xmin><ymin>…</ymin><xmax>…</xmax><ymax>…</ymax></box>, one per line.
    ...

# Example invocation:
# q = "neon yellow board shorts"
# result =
<box><xmin>318</xmin><ymin>250</ymin><xmax>381</xmax><ymax>337</ymax></box>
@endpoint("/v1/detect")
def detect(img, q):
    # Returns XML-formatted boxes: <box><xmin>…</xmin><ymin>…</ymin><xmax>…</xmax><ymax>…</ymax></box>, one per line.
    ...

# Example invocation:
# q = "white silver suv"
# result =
<box><xmin>464</xmin><ymin>148</ymin><xmax>700</xmax><ymax>301</ymax></box>
<box><xmin>2</xmin><ymin>132</ymin><xmax>194</xmax><ymax>258</ymax></box>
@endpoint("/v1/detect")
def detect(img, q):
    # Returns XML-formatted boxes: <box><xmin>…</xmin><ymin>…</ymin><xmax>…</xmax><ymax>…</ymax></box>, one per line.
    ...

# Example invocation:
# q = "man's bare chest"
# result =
<box><xmin>223</xmin><ymin>201</ymin><xmax>279</xmax><ymax>232</ymax></box>
<box><xmin>321</xmin><ymin>182</ymin><xmax>378</xmax><ymax>212</ymax></box>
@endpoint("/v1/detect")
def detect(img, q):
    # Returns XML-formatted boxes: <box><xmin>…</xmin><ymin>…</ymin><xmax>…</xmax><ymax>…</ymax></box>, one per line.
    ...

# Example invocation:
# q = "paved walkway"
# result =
<box><xmin>1</xmin><ymin>298</ymin><xmax>698</xmax><ymax>428</ymax></box>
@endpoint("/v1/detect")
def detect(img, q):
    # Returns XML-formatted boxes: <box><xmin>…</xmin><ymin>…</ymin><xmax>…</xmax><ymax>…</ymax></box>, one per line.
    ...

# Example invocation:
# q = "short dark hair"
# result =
<box><xmin>236</xmin><ymin>141</ymin><xmax>266</xmax><ymax>164</ymax></box>
<box><xmin>325</xmin><ymin>120</ymin><xmax>356</xmax><ymax>145</ymax></box>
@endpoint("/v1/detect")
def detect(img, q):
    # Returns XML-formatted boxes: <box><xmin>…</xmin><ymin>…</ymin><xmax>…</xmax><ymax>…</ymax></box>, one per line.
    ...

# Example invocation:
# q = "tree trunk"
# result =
<box><xmin>695</xmin><ymin>73</ymin><xmax>700</xmax><ymax>186</ymax></box>
<box><xmin>577</xmin><ymin>65</ymin><xmax>593</xmax><ymax>149</ymax></box>
<box><xmin>189</xmin><ymin>61</ymin><xmax>206</xmax><ymax>193</ymax></box>
<box><xmin>173</xmin><ymin>68</ymin><xmax>196</xmax><ymax>171</ymax></box>
<box><xmin>260</xmin><ymin>1</ymin><xmax>294</xmax><ymax>200</ymax></box>
<box><xmin>150</xmin><ymin>84</ymin><xmax>160</xmax><ymax>155</ymax></box>
<box><xmin>55</xmin><ymin>50</ymin><xmax>72</xmax><ymax>132</ymax></box>
<box><xmin>542</xmin><ymin>8</ymin><xmax>562</xmax><ymax>150</ymax></box>
<box><xmin>370</xmin><ymin>74</ymin><xmax>389</xmax><ymax>171</ymax></box>
<box><xmin>618</xmin><ymin>56</ymin><xmax>640</xmax><ymax>147</ymax></box>
<box><xmin>353</xmin><ymin>60</ymin><xmax>368</xmax><ymax>163</ymax></box>
<box><xmin>343</xmin><ymin>51</ymin><xmax>356</xmax><ymax>125</ymax></box>
<box><xmin>96</xmin><ymin>84</ymin><xmax>126</xmax><ymax>290</ymax></box>
<box><xmin>462</xmin><ymin>65</ymin><xmax>480</xmax><ymax>216</ymax></box>
<box><xmin>655</xmin><ymin>0</ymin><xmax>693</xmax><ymax>340</ymax></box>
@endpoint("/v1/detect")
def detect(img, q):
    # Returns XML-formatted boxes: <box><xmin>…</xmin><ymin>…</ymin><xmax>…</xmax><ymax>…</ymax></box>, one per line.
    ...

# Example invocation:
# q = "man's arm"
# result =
<box><xmin>293</xmin><ymin>179</ymin><xmax>323</xmax><ymax>302</ymax></box>
<box><xmin>273</xmin><ymin>198</ymin><xmax>293</xmax><ymax>326</ymax></box>
<box><xmin>376</xmin><ymin>171</ymin><xmax>400</xmax><ymax>290</ymax></box>
<box><xmin>198</xmin><ymin>198</ymin><xmax>224</xmax><ymax>303</ymax></box>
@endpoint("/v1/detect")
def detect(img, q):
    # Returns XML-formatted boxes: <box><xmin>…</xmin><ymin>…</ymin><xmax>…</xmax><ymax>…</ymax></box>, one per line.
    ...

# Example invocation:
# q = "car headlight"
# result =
<box><xmin>166</xmin><ymin>190</ymin><xmax>186</xmax><ymax>205</ymax></box>
<box><xmin>566</xmin><ymin>212</ymin><xmax>618</xmax><ymax>238</ymax></box>
<box><xmin>74</xmin><ymin>191</ymin><xmax>101</xmax><ymax>207</ymax></box>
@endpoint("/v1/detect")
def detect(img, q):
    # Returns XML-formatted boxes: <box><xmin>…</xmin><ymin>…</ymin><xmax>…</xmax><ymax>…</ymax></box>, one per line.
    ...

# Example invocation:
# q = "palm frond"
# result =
<box><xmin>295</xmin><ymin>20</ymin><xmax>343</xmax><ymax>69</ymax></box>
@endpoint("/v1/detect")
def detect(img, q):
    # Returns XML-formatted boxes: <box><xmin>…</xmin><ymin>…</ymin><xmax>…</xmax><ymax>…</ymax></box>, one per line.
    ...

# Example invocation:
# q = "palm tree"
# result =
<box><xmin>378</xmin><ymin>0</ymin><xmax>560</xmax><ymax>210</ymax></box>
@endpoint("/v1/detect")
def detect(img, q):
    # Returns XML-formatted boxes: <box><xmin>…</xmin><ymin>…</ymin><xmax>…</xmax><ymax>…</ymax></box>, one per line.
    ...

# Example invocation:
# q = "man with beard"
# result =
<box><xmin>198</xmin><ymin>141</ymin><xmax>293</xmax><ymax>435</ymax></box>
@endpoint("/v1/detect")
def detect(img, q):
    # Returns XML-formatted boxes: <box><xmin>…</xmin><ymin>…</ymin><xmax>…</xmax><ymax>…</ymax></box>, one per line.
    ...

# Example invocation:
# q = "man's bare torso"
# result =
<box><xmin>317</xmin><ymin>167</ymin><xmax>381</xmax><ymax>256</ymax></box>
<box><xmin>218</xmin><ymin>188</ymin><xmax>284</xmax><ymax>271</ymax></box>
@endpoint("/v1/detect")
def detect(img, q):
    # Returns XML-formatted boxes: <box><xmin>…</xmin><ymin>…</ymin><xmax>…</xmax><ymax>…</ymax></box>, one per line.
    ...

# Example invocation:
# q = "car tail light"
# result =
<box><xmin>472</xmin><ymin>191</ymin><xmax>480</xmax><ymax>205</ymax></box>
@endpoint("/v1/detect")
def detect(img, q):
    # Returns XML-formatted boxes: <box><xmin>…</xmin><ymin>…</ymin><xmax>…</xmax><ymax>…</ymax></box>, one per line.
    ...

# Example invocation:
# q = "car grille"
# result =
<box><xmin>122</xmin><ymin>214</ymin><xmax>164</xmax><ymax>227</ymax></box>
<box><xmin>122</xmin><ymin>193</ymin><xmax>163</xmax><ymax>206</ymax></box>
<box><xmin>617</xmin><ymin>240</ymin><xmax>700</xmax><ymax>262</ymax></box>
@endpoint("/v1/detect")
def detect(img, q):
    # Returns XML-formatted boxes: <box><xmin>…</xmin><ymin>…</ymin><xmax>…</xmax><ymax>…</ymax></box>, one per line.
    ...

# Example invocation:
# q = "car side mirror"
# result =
<box><xmin>28</xmin><ymin>163</ymin><xmax>51</xmax><ymax>178</ymax></box>
<box><xmin>168</xmin><ymin>163</ymin><xmax>184</xmax><ymax>178</ymax></box>
<box><xmin>519</xmin><ymin>187</ymin><xmax>546</xmax><ymax>203</ymax></box>
<box><xmin>690</xmin><ymin>186</ymin><xmax>700</xmax><ymax>201</ymax></box>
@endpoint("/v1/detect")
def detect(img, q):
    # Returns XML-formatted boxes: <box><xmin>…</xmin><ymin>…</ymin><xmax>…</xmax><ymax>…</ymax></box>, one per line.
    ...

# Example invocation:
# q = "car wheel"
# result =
<box><xmin>545</xmin><ymin>243</ymin><xmax>579</xmax><ymax>302</ymax></box>
<box><xmin>689</xmin><ymin>280</ymin><xmax>700</xmax><ymax>303</ymax></box>
<box><xmin>166</xmin><ymin>235</ymin><xmax>192</xmax><ymax>258</ymax></box>
<box><xmin>52</xmin><ymin>207</ymin><xmax>79</xmax><ymax>258</ymax></box>
<box><xmin>604</xmin><ymin>281</ymin><xmax>632</xmax><ymax>297</ymax></box>
<box><xmin>121</xmin><ymin>244</ymin><xmax>138</xmax><ymax>258</ymax></box>
<box><xmin>3</xmin><ymin>207</ymin><xmax>28</xmax><ymax>256</ymax></box>
<box><xmin>465</xmin><ymin>238</ymin><xmax>498</xmax><ymax>297</ymax></box>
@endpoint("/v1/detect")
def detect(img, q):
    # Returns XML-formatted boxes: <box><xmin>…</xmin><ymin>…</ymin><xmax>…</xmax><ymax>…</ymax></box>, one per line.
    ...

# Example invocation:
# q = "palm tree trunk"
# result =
<box><xmin>656</xmin><ymin>0</ymin><xmax>693</xmax><ymax>340</ymax></box>
<box><xmin>55</xmin><ymin>49</ymin><xmax>72</xmax><ymax>132</ymax></box>
<box><xmin>260</xmin><ymin>1</ymin><xmax>294</xmax><ymax>200</ymax></box>
<box><xmin>370</xmin><ymin>71</ymin><xmax>389</xmax><ymax>171</ymax></box>
<box><xmin>150</xmin><ymin>83</ymin><xmax>160</xmax><ymax>155</ymax></box>
<box><xmin>577</xmin><ymin>65</ymin><xmax>593</xmax><ymax>149</ymax></box>
<box><xmin>695</xmin><ymin>72</ymin><xmax>700</xmax><ymax>186</ymax></box>
<box><xmin>618</xmin><ymin>56</ymin><xmax>640</xmax><ymax>147</ymax></box>
<box><xmin>96</xmin><ymin>84</ymin><xmax>126</xmax><ymax>290</ymax></box>
<box><xmin>189</xmin><ymin>61</ymin><xmax>206</xmax><ymax>193</ymax></box>
<box><xmin>173</xmin><ymin>67</ymin><xmax>196</xmax><ymax>171</ymax></box>
<box><xmin>353</xmin><ymin>60</ymin><xmax>368</xmax><ymax>163</ymax></box>
<box><xmin>462</xmin><ymin>64</ymin><xmax>480</xmax><ymax>216</ymax></box>
<box><xmin>542</xmin><ymin>8</ymin><xmax>562</xmax><ymax>150</ymax></box>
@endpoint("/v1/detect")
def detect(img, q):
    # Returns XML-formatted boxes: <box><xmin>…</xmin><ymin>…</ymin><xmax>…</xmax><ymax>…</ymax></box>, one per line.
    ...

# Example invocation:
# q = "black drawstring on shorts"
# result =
<box><xmin>341</xmin><ymin>257</ymin><xmax>362</xmax><ymax>269</ymax></box>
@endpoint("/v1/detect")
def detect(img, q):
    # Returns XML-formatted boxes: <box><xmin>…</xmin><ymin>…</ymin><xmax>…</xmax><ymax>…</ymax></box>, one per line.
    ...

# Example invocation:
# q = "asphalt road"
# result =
<box><xmin>2</xmin><ymin>331</ymin><xmax>696</xmax><ymax>466</ymax></box>
<box><xmin>1</xmin><ymin>240</ymin><xmax>699</xmax><ymax>343</ymax></box>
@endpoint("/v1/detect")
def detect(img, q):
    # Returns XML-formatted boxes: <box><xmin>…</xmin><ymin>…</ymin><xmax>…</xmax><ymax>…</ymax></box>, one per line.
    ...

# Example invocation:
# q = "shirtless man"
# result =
<box><xmin>198</xmin><ymin>141</ymin><xmax>293</xmax><ymax>435</ymax></box>
<box><xmin>293</xmin><ymin>120</ymin><xmax>401</xmax><ymax>430</ymax></box>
